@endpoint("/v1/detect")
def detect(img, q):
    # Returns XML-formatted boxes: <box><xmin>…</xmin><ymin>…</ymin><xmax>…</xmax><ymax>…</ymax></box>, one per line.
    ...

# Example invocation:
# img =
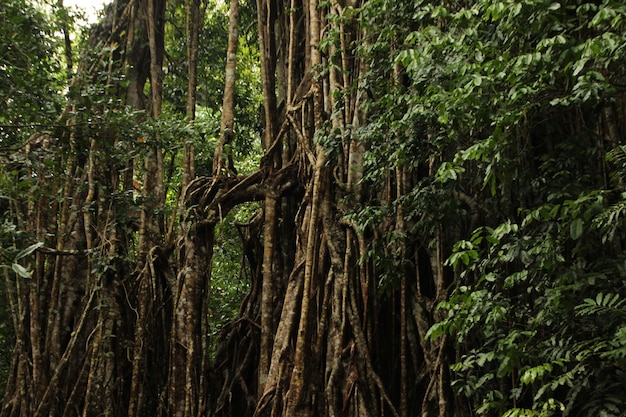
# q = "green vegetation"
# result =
<box><xmin>0</xmin><ymin>0</ymin><xmax>262</xmax><ymax>401</ymax></box>
<box><xmin>0</xmin><ymin>0</ymin><xmax>64</xmax><ymax>400</ymax></box>
<box><xmin>1</xmin><ymin>0</ymin><xmax>625</xmax><ymax>415</ymax></box>
<box><xmin>0</xmin><ymin>0</ymin><xmax>64</xmax><ymax>145</ymax></box>
<box><xmin>358</xmin><ymin>0</ymin><xmax>626</xmax><ymax>415</ymax></box>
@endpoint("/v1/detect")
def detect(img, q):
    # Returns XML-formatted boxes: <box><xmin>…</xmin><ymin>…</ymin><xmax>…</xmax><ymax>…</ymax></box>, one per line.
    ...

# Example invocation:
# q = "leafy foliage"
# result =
<box><xmin>2</xmin><ymin>0</ymin><xmax>626</xmax><ymax>414</ymax></box>
<box><xmin>163</xmin><ymin>0</ymin><xmax>262</xmax><ymax>168</ymax></box>
<box><xmin>0</xmin><ymin>0</ymin><xmax>64</xmax><ymax>145</ymax></box>
<box><xmin>357</xmin><ymin>0</ymin><xmax>626</xmax><ymax>415</ymax></box>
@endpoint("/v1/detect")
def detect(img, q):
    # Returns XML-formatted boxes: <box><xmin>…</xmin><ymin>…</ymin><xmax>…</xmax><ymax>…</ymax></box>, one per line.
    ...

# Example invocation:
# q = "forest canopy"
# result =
<box><xmin>1</xmin><ymin>0</ymin><xmax>625</xmax><ymax>416</ymax></box>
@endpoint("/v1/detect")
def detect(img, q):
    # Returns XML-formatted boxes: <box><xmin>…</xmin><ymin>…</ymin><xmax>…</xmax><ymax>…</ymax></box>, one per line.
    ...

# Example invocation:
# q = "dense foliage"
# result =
<box><xmin>0</xmin><ymin>0</ymin><xmax>66</xmax><ymax>398</ymax></box>
<box><xmin>358</xmin><ymin>0</ymin><xmax>626</xmax><ymax>415</ymax></box>
<box><xmin>0</xmin><ymin>0</ymin><xmax>64</xmax><ymax>146</ymax></box>
<box><xmin>0</xmin><ymin>0</ymin><xmax>261</xmax><ymax>405</ymax></box>
<box><xmin>1</xmin><ymin>0</ymin><xmax>625</xmax><ymax>415</ymax></box>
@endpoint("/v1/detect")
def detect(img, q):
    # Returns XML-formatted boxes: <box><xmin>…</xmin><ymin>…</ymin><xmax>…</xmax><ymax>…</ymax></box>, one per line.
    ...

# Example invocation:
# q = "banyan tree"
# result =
<box><xmin>2</xmin><ymin>0</ymin><xmax>626</xmax><ymax>416</ymax></box>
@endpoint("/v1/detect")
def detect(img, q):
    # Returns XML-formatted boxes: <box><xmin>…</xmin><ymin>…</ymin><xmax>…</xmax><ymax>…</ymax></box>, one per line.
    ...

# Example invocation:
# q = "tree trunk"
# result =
<box><xmin>181</xmin><ymin>0</ymin><xmax>205</xmax><ymax>190</ymax></box>
<box><xmin>213</xmin><ymin>0</ymin><xmax>240</xmax><ymax>176</ymax></box>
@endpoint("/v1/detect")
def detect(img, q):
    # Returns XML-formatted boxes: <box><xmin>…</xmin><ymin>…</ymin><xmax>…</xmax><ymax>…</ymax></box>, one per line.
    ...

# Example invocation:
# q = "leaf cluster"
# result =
<box><xmin>354</xmin><ymin>0</ymin><xmax>626</xmax><ymax>415</ymax></box>
<box><xmin>0</xmin><ymin>0</ymin><xmax>64</xmax><ymax>145</ymax></box>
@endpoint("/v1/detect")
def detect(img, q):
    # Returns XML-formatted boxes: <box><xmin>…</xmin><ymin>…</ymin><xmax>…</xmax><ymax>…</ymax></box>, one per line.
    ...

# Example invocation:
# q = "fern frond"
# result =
<box><xmin>575</xmin><ymin>293</ymin><xmax>626</xmax><ymax>317</ymax></box>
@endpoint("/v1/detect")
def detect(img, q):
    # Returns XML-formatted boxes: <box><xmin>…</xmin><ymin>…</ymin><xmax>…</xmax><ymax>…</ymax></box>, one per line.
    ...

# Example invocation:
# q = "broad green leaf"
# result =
<box><xmin>12</xmin><ymin>263</ymin><xmax>32</xmax><ymax>279</ymax></box>
<box><xmin>570</xmin><ymin>218</ymin><xmax>584</xmax><ymax>240</ymax></box>
<box><xmin>425</xmin><ymin>322</ymin><xmax>447</xmax><ymax>341</ymax></box>
<box><xmin>548</xmin><ymin>3</ymin><xmax>561</xmax><ymax>11</ymax></box>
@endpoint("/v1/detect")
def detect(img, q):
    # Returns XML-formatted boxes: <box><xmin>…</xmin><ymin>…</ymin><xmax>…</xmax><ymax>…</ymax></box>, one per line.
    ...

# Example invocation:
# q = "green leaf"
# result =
<box><xmin>14</xmin><ymin>242</ymin><xmax>43</xmax><ymax>261</ymax></box>
<box><xmin>548</xmin><ymin>2</ymin><xmax>561</xmax><ymax>11</ymax></box>
<box><xmin>520</xmin><ymin>363</ymin><xmax>553</xmax><ymax>385</ymax></box>
<box><xmin>425</xmin><ymin>321</ymin><xmax>448</xmax><ymax>341</ymax></box>
<box><xmin>12</xmin><ymin>263</ymin><xmax>32</xmax><ymax>279</ymax></box>
<box><xmin>460</xmin><ymin>252</ymin><xmax>470</xmax><ymax>265</ymax></box>
<box><xmin>570</xmin><ymin>218</ymin><xmax>584</xmax><ymax>240</ymax></box>
<box><xmin>502</xmin><ymin>408</ymin><xmax>541</xmax><ymax>417</ymax></box>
